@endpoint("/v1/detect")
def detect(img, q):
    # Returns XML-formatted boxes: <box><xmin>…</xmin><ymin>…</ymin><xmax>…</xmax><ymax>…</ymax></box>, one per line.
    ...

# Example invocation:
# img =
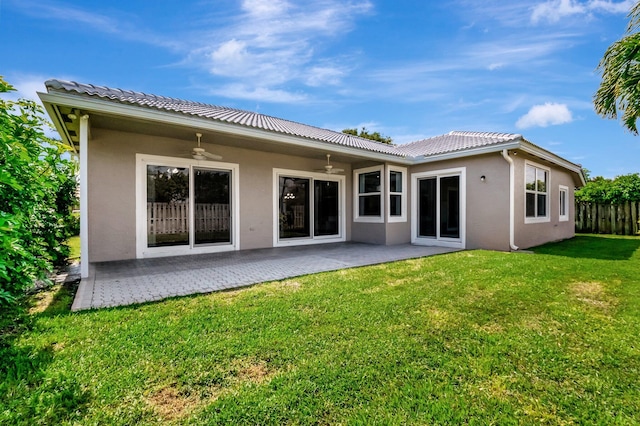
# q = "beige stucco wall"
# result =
<box><xmin>512</xmin><ymin>153</ymin><xmax>576</xmax><ymax>249</ymax></box>
<box><xmin>408</xmin><ymin>153</ymin><xmax>512</xmax><ymax>251</ymax></box>
<box><xmin>86</xmin><ymin>127</ymin><xmax>577</xmax><ymax>262</ymax></box>
<box><xmin>87</xmin><ymin>128</ymin><xmax>352</xmax><ymax>262</ymax></box>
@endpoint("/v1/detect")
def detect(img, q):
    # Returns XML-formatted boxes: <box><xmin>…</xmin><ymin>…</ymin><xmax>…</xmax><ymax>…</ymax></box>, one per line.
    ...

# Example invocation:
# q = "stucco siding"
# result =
<box><xmin>351</xmin><ymin>223</ymin><xmax>387</xmax><ymax>245</ymax></box>
<box><xmin>409</xmin><ymin>153</ymin><xmax>511</xmax><ymax>251</ymax></box>
<box><xmin>87</xmin><ymin>128</ymin><xmax>352</xmax><ymax>261</ymax></box>
<box><xmin>513</xmin><ymin>154</ymin><xmax>575</xmax><ymax>249</ymax></box>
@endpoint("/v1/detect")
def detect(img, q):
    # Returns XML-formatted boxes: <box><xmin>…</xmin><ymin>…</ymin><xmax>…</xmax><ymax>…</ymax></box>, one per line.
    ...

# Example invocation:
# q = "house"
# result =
<box><xmin>39</xmin><ymin>80</ymin><xmax>585</xmax><ymax>278</ymax></box>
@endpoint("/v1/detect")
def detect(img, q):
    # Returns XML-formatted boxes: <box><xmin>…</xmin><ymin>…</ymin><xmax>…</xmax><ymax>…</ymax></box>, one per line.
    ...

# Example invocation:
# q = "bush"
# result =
<box><xmin>0</xmin><ymin>77</ymin><xmax>77</xmax><ymax>306</ymax></box>
<box><xmin>576</xmin><ymin>173</ymin><xmax>640</xmax><ymax>204</ymax></box>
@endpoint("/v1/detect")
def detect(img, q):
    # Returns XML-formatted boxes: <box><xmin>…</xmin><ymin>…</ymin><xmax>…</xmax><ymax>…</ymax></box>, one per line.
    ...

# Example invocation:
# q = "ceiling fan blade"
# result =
<box><xmin>202</xmin><ymin>151</ymin><xmax>223</xmax><ymax>161</ymax></box>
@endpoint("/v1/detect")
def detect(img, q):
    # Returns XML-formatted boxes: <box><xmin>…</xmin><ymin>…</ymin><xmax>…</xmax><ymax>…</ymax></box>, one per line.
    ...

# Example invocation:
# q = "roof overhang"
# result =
<box><xmin>38</xmin><ymin>91</ymin><xmax>412</xmax><ymax>165</ymax></box>
<box><xmin>38</xmin><ymin>90</ymin><xmax>586</xmax><ymax>186</ymax></box>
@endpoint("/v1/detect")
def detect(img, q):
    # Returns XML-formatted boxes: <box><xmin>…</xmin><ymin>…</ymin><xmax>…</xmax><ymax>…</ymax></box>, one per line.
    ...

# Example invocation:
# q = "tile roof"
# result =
<box><xmin>44</xmin><ymin>79</ymin><xmax>402</xmax><ymax>157</ymax></box>
<box><xmin>396</xmin><ymin>131</ymin><xmax>522</xmax><ymax>157</ymax></box>
<box><xmin>44</xmin><ymin>80</ymin><xmax>524</xmax><ymax>160</ymax></box>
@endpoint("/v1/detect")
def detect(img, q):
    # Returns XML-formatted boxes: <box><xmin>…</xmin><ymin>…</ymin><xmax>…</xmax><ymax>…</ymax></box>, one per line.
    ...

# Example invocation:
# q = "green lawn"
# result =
<box><xmin>1</xmin><ymin>234</ymin><xmax>639</xmax><ymax>424</ymax></box>
<box><xmin>67</xmin><ymin>235</ymin><xmax>80</xmax><ymax>261</ymax></box>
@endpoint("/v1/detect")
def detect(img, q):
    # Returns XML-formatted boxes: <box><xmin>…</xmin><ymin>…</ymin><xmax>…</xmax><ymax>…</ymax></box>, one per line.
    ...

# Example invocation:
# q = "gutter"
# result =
<box><xmin>501</xmin><ymin>149</ymin><xmax>519</xmax><ymax>251</ymax></box>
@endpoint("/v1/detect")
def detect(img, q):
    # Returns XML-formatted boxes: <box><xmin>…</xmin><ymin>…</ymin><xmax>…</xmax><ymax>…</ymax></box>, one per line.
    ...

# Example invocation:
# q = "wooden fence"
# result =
<box><xmin>148</xmin><ymin>202</ymin><xmax>230</xmax><ymax>235</ymax></box>
<box><xmin>575</xmin><ymin>201</ymin><xmax>640</xmax><ymax>235</ymax></box>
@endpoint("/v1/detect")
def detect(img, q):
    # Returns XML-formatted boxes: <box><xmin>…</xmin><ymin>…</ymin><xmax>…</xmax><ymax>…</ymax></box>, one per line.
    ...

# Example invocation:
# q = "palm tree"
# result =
<box><xmin>594</xmin><ymin>2</ymin><xmax>640</xmax><ymax>134</ymax></box>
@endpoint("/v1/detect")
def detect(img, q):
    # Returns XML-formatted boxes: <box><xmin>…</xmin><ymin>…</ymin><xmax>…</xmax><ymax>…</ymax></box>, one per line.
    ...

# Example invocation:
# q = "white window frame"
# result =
<box><xmin>387</xmin><ymin>165</ymin><xmax>407</xmax><ymax>223</ymax></box>
<box><xmin>411</xmin><ymin>167</ymin><xmax>466</xmax><ymax>249</ymax></box>
<box><xmin>135</xmin><ymin>154</ymin><xmax>240</xmax><ymax>259</ymax></box>
<box><xmin>353</xmin><ymin>165</ymin><xmax>384</xmax><ymax>223</ymax></box>
<box><xmin>272</xmin><ymin>168</ymin><xmax>346</xmax><ymax>247</ymax></box>
<box><xmin>559</xmin><ymin>185</ymin><xmax>569</xmax><ymax>222</ymax></box>
<box><xmin>524</xmin><ymin>161</ymin><xmax>551</xmax><ymax>224</ymax></box>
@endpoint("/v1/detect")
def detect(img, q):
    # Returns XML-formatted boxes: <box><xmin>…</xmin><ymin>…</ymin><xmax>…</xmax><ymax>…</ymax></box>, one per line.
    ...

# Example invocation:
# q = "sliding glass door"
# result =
<box><xmin>194</xmin><ymin>168</ymin><xmax>231</xmax><ymax>245</ymax></box>
<box><xmin>147</xmin><ymin>165</ymin><xmax>190</xmax><ymax>247</ymax></box>
<box><xmin>138</xmin><ymin>155</ymin><xmax>238</xmax><ymax>257</ymax></box>
<box><xmin>276</xmin><ymin>172</ymin><xmax>343</xmax><ymax>244</ymax></box>
<box><xmin>314</xmin><ymin>180</ymin><xmax>339</xmax><ymax>236</ymax></box>
<box><xmin>414</xmin><ymin>168</ymin><xmax>465</xmax><ymax>248</ymax></box>
<box><xmin>279</xmin><ymin>177</ymin><xmax>311</xmax><ymax>239</ymax></box>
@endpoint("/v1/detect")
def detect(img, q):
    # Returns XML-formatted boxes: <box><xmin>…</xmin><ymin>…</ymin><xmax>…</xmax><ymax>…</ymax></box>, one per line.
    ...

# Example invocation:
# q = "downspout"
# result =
<box><xmin>501</xmin><ymin>149</ymin><xmax>519</xmax><ymax>251</ymax></box>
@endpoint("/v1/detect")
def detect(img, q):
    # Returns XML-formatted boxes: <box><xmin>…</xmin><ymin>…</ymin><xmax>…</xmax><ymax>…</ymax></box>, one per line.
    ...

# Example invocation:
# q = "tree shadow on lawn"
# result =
<box><xmin>532</xmin><ymin>235</ymin><xmax>640</xmax><ymax>260</ymax></box>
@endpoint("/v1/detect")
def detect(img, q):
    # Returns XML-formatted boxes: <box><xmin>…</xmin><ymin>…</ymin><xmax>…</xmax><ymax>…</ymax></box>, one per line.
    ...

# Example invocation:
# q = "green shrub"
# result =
<box><xmin>0</xmin><ymin>77</ymin><xmax>77</xmax><ymax>306</ymax></box>
<box><xmin>576</xmin><ymin>173</ymin><xmax>640</xmax><ymax>203</ymax></box>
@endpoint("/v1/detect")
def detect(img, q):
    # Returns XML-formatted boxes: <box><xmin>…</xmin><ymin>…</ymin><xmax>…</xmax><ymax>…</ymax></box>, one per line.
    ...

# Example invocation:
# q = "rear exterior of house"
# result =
<box><xmin>39</xmin><ymin>80</ymin><xmax>585</xmax><ymax>277</ymax></box>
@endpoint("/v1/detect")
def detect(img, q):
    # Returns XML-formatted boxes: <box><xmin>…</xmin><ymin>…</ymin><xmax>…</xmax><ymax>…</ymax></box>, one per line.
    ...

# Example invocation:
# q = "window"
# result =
<box><xmin>388</xmin><ymin>166</ymin><xmax>407</xmax><ymax>222</ymax></box>
<box><xmin>559</xmin><ymin>185</ymin><xmax>569</xmax><ymax>222</ymax></box>
<box><xmin>354</xmin><ymin>165</ymin><xmax>384</xmax><ymax>222</ymax></box>
<box><xmin>525</xmin><ymin>162</ymin><xmax>550</xmax><ymax>223</ymax></box>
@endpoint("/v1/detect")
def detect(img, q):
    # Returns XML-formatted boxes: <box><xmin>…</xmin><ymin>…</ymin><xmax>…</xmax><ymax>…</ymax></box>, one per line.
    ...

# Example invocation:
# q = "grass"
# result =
<box><xmin>1</xmin><ymin>234</ymin><xmax>639</xmax><ymax>424</ymax></box>
<box><xmin>67</xmin><ymin>235</ymin><xmax>80</xmax><ymax>261</ymax></box>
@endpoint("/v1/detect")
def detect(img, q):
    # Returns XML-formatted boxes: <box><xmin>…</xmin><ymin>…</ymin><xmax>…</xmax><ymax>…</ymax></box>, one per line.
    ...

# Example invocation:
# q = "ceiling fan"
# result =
<box><xmin>192</xmin><ymin>132</ymin><xmax>222</xmax><ymax>161</ymax></box>
<box><xmin>316</xmin><ymin>154</ymin><xmax>344</xmax><ymax>174</ymax></box>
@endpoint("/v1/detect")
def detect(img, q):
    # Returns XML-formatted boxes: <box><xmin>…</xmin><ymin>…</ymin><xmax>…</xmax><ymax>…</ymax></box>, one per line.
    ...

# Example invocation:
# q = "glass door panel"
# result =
<box><xmin>279</xmin><ymin>177</ymin><xmax>310</xmax><ymax>239</ymax></box>
<box><xmin>194</xmin><ymin>168</ymin><xmax>231</xmax><ymax>245</ymax></box>
<box><xmin>146</xmin><ymin>165</ymin><xmax>189</xmax><ymax>247</ymax></box>
<box><xmin>440</xmin><ymin>176</ymin><xmax>460</xmax><ymax>238</ymax></box>
<box><xmin>418</xmin><ymin>178</ymin><xmax>437</xmax><ymax>237</ymax></box>
<box><xmin>314</xmin><ymin>180</ymin><xmax>339</xmax><ymax>236</ymax></box>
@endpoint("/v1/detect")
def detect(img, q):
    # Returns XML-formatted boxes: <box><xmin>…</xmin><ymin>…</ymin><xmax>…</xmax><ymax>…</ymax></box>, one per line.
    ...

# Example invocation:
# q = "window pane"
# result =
<box><xmin>314</xmin><ymin>180</ymin><xmax>339</xmax><ymax>236</ymax></box>
<box><xmin>537</xmin><ymin>194</ymin><xmax>547</xmax><ymax>217</ymax></box>
<box><xmin>440</xmin><ymin>176</ymin><xmax>460</xmax><ymax>239</ymax></box>
<box><xmin>560</xmin><ymin>191</ymin><xmax>566</xmax><ymax>216</ymax></box>
<box><xmin>359</xmin><ymin>194</ymin><xmax>381</xmax><ymax>216</ymax></box>
<box><xmin>525</xmin><ymin>165</ymin><xmax>536</xmax><ymax>191</ymax></box>
<box><xmin>537</xmin><ymin>169</ymin><xmax>547</xmax><ymax>193</ymax></box>
<box><xmin>147</xmin><ymin>165</ymin><xmax>189</xmax><ymax>247</ymax></box>
<box><xmin>389</xmin><ymin>171</ymin><xmax>402</xmax><ymax>193</ymax></box>
<box><xmin>194</xmin><ymin>168</ymin><xmax>230</xmax><ymax>245</ymax></box>
<box><xmin>390</xmin><ymin>194</ymin><xmax>402</xmax><ymax>216</ymax></box>
<box><xmin>279</xmin><ymin>177</ymin><xmax>310</xmax><ymax>239</ymax></box>
<box><xmin>359</xmin><ymin>171</ymin><xmax>380</xmax><ymax>194</ymax></box>
<box><xmin>418</xmin><ymin>178</ymin><xmax>436</xmax><ymax>237</ymax></box>
<box><xmin>526</xmin><ymin>193</ymin><xmax>536</xmax><ymax>217</ymax></box>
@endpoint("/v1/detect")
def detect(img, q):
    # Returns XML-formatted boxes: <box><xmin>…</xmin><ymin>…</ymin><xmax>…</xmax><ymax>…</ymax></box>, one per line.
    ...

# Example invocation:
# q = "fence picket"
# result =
<box><xmin>147</xmin><ymin>202</ymin><xmax>230</xmax><ymax>235</ymax></box>
<box><xmin>575</xmin><ymin>201</ymin><xmax>640</xmax><ymax>236</ymax></box>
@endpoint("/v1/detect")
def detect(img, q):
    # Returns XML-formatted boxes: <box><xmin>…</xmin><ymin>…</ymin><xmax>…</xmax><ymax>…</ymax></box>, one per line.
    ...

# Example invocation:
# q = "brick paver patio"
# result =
<box><xmin>72</xmin><ymin>243</ymin><xmax>457</xmax><ymax>310</ymax></box>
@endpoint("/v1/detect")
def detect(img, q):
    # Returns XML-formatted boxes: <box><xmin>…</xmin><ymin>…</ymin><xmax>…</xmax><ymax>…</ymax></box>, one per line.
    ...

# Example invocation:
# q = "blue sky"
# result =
<box><xmin>2</xmin><ymin>0</ymin><xmax>639</xmax><ymax>178</ymax></box>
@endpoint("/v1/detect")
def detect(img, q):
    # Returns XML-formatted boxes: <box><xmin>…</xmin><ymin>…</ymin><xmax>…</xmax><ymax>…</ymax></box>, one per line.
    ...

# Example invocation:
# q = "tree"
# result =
<box><xmin>342</xmin><ymin>127</ymin><xmax>393</xmax><ymax>144</ymax></box>
<box><xmin>594</xmin><ymin>2</ymin><xmax>640</xmax><ymax>134</ymax></box>
<box><xmin>575</xmin><ymin>173</ymin><xmax>640</xmax><ymax>203</ymax></box>
<box><xmin>0</xmin><ymin>77</ymin><xmax>77</xmax><ymax>306</ymax></box>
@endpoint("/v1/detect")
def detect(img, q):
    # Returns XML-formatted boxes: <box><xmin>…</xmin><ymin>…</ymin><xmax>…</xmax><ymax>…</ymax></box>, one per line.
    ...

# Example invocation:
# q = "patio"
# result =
<box><xmin>72</xmin><ymin>243</ymin><xmax>457</xmax><ymax>310</ymax></box>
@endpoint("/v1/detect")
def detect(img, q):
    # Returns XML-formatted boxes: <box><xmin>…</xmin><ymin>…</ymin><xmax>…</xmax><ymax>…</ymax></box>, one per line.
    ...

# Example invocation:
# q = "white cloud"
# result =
<box><xmin>305</xmin><ymin>66</ymin><xmax>345</xmax><ymax>86</ymax></box>
<box><xmin>9</xmin><ymin>0</ymin><xmax>182</xmax><ymax>50</ymax></box>
<box><xmin>531</xmin><ymin>0</ymin><xmax>634</xmax><ymax>24</ymax></box>
<box><xmin>589</xmin><ymin>0</ymin><xmax>635</xmax><ymax>13</ymax></box>
<box><xmin>209</xmin><ymin>84</ymin><xmax>307</xmax><ymax>103</ymax></box>
<box><xmin>516</xmin><ymin>103</ymin><xmax>573</xmax><ymax>128</ymax></box>
<box><xmin>7</xmin><ymin>75</ymin><xmax>47</xmax><ymax>102</ymax></box>
<box><xmin>241</xmin><ymin>0</ymin><xmax>291</xmax><ymax>17</ymax></box>
<box><xmin>194</xmin><ymin>0</ymin><xmax>373</xmax><ymax>100</ymax></box>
